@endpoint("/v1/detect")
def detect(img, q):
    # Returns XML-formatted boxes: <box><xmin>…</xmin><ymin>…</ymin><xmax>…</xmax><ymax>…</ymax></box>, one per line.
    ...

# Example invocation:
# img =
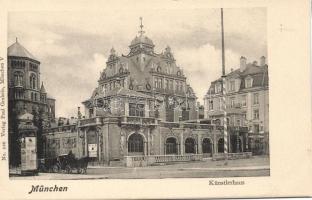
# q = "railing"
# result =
<box><xmin>183</xmin><ymin>123</ymin><xmax>198</xmax><ymax>129</ymax></box>
<box><xmin>79</xmin><ymin>117</ymin><xmax>102</xmax><ymax>127</ymax></box>
<box><xmin>43</xmin><ymin>124</ymin><xmax>77</xmax><ymax>133</ymax></box>
<box><xmin>125</xmin><ymin>154</ymin><xmax>203</xmax><ymax>167</ymax></box>
<box><xmin>160</xmin><ymin>122</ymin><xmax>180</xmax><ymax>128</ymax></box>
<box><xmin>212</xmin><ymin>152</ymin><xmax>252</xmax><ymax>160</ymax></box>
<box><xmin>121</xmin><ymin>116</ymin><xmax>158</xmax><ymax>126</ymax></box>
<box><xmin>198</xmin><ymin>124</ymin><xmax>214</xmax><ymax>130</ymax></box>
<box><xmin>229</xmin><ymin>126</ymin><xmax>248</xmax><ymax>132</ymax></box>
<box><xmin>227</xmin><ymin>103</ymin><xmax>242</xmax><ymax>109</ymax></box>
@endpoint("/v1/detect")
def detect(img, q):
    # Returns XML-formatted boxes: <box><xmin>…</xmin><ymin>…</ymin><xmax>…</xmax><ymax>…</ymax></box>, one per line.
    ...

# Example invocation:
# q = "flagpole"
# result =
<box><xmin>221</xmin><ymin>8</ymin><xmax>228</xmax><ymax>161</ymax></box>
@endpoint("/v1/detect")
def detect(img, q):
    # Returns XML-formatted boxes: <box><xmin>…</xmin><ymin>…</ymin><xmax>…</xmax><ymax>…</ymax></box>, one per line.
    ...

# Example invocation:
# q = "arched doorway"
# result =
<box><xmin>202</xmin><ymin>138</ymin><xmax>212</xmax><ymax>155</ymax></box>
<box><xmin>165</xmin><ymin>137</ymin><xmax>178</xmax><ymax>154</ymax></box>
<box><xmin>218</xmin><ymin>138</ymin><xmax>224</xmax><ymax>153</ymax></box>
<box><xmin>128</xmin><ymin>133</ymin><xmax>144</xmax><ymax>155</ymax></box>
<box><xmin>185</xmin><ymin>138</ymin><xmax>196</xmax><ymax>154</ymax></box>
<box><xmin>230</xmin><ymin>135</ymin><xmax>243</xmax><ymax>153</ymax></box>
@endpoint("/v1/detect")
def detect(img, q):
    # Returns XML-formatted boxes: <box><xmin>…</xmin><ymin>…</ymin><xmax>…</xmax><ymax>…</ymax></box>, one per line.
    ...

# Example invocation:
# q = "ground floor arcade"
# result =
<box><xmin>43</xmin><ymin>116</ymin><xmax>268</xmax><ymax>166</ymax></box>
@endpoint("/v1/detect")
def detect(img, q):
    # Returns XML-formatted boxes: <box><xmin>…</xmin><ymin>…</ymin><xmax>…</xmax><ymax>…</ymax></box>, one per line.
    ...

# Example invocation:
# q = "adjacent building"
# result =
<box><xmin>203</xmin><ymin>56</ymin><xmax>269</xmax><ymax>154</ymax></box>
<box><xmin>8</xmin><ymin>39</ymin><xmax>56</xmax><ymax>166</ymax></box>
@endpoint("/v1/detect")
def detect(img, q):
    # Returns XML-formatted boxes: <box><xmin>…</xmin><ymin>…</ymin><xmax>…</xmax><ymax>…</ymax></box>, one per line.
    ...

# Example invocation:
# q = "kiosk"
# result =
<box><xmin>18</xmin><ymin>112</ymin><xmax>38</xmax><ymax>176</ymax></box>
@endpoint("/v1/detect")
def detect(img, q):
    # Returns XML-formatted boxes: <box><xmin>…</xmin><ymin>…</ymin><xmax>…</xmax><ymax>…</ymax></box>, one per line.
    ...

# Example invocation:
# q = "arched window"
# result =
<box><xmin>29</xmin><ymin>74</ymin><xmax>37</xmax><ymax>89</ymax></box>
<box><xmin>185</xmin><ymin>138</ymin><xmax>196</xmax><ymax>154</ymax></box>
<box><xmin>128</xmin><ymin>133</ymin><xmax>144</xmax><ymax>153</ymax></box>
<box><xmin>218</xmin><ymin>138</ymin><xmax>224</xmax><ymax>153</ymax></box>
<box><xmin>202</xmin><ymin>138</ymin><xmax>212</xmax><ymax>154</ymax></box>
<box><xmin>166</xmin><ymin>137</ymin><xmax>177</xmax><ymax>154</ymax></box>
<box><xmin>13</xmin><ymin>72</ymin><xmax>23</xmax><ymax>86</ymax></box>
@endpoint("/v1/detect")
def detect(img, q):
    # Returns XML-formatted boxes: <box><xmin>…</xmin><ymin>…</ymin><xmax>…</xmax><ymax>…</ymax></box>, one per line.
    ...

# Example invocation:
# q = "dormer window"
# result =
<box><xmin>245</xmin><ymin>77</ymin><xmax>253</xmax><ymax>88</ymax></box>
<box><xmin>215</xmin><ymin>83</ymin><xmax>222</xmax><ymax>93</ymax></box>
<box><xmin>230</xmin><ymin>80</ymin><xmax>235</xmax><ymax>91</ymax></box>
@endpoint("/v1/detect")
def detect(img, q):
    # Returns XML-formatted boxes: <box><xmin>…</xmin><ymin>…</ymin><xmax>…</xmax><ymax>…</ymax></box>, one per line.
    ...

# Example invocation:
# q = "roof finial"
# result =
<box><xmin>138</xmin><ymin>17</ymin><xmax>145</xmax><ymax>36</ymax></box>
<box><xmin>16</xmin><ymin>37</ymin><xmax>18</xmax><ymax>43</ymax></box>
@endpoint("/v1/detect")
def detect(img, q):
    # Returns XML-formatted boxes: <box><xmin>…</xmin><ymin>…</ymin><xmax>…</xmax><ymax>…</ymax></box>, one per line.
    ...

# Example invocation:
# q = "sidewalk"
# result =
<box><xmin>10</xmin><ymin>156</ymin><xmax>269</xmax><ymax>180</ymax></box>
<box><xmin>10</xmin><ymin>173</ymin><xmax>109</xmax><ymax>180</ymax></box>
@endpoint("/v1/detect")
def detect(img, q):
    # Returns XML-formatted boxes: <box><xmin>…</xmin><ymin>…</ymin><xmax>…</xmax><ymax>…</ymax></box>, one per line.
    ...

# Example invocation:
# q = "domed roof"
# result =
<box><xmin>8</xmin><ymin>39</ymin><xmax>38</xmax><ymax>61</ymax></box>
<box><xmin>130</xmin><ymin>35</ymin><xmax>154</xmax><ymax>46</ymax></box>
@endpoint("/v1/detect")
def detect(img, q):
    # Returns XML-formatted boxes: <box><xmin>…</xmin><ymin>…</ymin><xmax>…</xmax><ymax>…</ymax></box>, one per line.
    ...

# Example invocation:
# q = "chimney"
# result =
<box><xmin>240</xmin><ymin>56</ymin><xmax>247</xmax><ymax>72</ymax></box>
<box><xmin>77</xmin><ymin>107</ymin><xmax>82</xmax><ymax>119</ymax></box>
<box><xmin>253</xmin><ymin>61</ymin><xmax>258</xmax><ymax>66</ymax></box>
<box><xmin>260</xmin><ymin>56</ymin><xmax>266</xmax><ymax>66</ymax></box>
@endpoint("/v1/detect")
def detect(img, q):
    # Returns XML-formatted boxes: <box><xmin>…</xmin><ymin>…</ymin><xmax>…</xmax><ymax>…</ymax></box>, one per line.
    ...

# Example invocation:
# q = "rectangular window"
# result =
<box><xmin>209</xmin><ymin>99</ymin><xmax>213</xmax><ymax>110</ymax></box>
<box><xmin>215</xmin><ymin>83</ymin><xmax>221</xmax><ymax>93</ymax></box>
<box><xmin>230</xmin><ymin>97</ymin><xmax>235</xmax><ymax>108</ymax></box>
<box><xmin>241</xmin><ymin>95</ymin><xmax>247</xmax><ymax>107</ymax></box>
<box><xmin>230</xmin><ymin>80</ymin><xmax>235</xmax><ymax>91</ymax></box>
<box><xmin>253</xmin><ymin>109</ymin><xmax>259</xmax><ymax>119</ymax></box>
<box><xmin>129</xmin><ymin>103</ymin><xmax>136</xmax><ymax>116</ymax></box>
<box><xmin>219</xmin><ymin>98</ymin><xmax>222</xmax><ymax>110</ymax></box>
<box><xmin>253</xmin><ymin>93</ymin><xmax>259</xmax><ymax>105</ymax></box>
<box><xmin>169</xmin><ymin>80</ymin><xmax>173</xmax><ymax>90</ymax></box>
<box><xmin>129</xmin><ymin>103</ymin><xmax>145</xmax><ymax>117</ymax></box>
<box><xmin>158</xmin><ymin>78</ymin><xmax>162</xmax><ymax>89</ymax></box>
<box><xmin>245</xmin><ymin>78</ymin><xmax>252</xmax><ymax>88</ymax></box>
<box><xmin>165</xmin><ymin>79</ymin><xmax>169</xmax><ymax>90</ymax></box>
<box><xmin>154</xmin><ymin>78</ymin><xmax>158</xmax><ymax>88</ymax></box>
<box><xmin>89</xmin><ymin>108</ymin><xmax>94</xmax><ymax>118</ymax></box>
<box><xmin>254</xmin><ymin>124</ymin><xmax>260</xmax><ymax>133</ymax></box>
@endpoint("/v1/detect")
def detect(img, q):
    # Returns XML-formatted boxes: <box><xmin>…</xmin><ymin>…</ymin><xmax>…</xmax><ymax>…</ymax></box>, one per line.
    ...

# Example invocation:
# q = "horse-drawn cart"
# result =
<box><xmin>38</xmin><ymin>154</ymin><xmax>89</xmax><ymax>174</ymax></box>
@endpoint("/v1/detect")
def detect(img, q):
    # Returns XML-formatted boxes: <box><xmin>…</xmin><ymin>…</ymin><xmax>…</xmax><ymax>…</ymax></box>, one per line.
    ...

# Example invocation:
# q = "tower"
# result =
<box><xmin>8</xmin><ymin>39</ymin><xmax>56</xmax><ymax>166</ymax></box>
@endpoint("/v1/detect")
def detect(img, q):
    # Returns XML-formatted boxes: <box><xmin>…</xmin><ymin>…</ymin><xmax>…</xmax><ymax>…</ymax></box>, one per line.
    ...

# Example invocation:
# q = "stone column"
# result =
<box><xmin>147</xmin><ymin>129</ymin><xmax>151</xmax><ymax>156</ymax></box>
<box><xmin>180</xmin><ymin>132</ymin><xmax>184</xmax><ymax>155</ymax></box>
<box><xmin>125</xmin><ymin>100</ymin><xmax>129</xmax><ymax>116</ymax></box>
<box><xmin>84</xmin><ymin>129</ymin><xmax>87</xmax><ymax>156</ymax></box>
<box><xmin>144</xmin><ymin>142</ymin><xmax>147</xmax><ymax>156</ymax></box>
<box><xmin>213</xmin><ymin>126</ymin><xmax>217</xmax><ymax>154</ymax></box>
<box><xmin>98</xmin><ymin>129</ymin><xmax>102</xmax><ymax>163</ymax></box>
<box><xmin>197</xmin><ymin>134</ymin><xmax>202</xmax><ymax>154</ymax></box>
<box><xmin>228</xmin><ymin>133</ymin><xmax>231</xmax><ymax>153</ymax></box>
<box><xmin>145</xmin><ymin>100</ymin><xmax>149</xmax><ymax>117</ymax></box>
<box><xmin>236</xmin><ymin>132</ymin><xmax>240</xmax><ymax>153</ymax></box>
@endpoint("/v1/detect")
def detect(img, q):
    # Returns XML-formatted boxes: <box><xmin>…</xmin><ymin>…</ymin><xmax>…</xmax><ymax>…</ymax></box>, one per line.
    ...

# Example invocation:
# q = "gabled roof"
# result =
<box><xmin>8</xmin><ymin>40</ymin><xmax>38</xmax><ymax>61</ymax></box>
<box><xmin>206</xmin><ymin>63</ymin><xmax>268</xmax><ymax>96</ymax></box>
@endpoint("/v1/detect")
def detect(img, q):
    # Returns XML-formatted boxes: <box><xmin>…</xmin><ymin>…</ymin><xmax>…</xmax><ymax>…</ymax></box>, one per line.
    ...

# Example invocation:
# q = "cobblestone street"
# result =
<box><xmin>10</xmin><ymin>156</ymin><xmax>269</xmax><ymax>180</ymax></box>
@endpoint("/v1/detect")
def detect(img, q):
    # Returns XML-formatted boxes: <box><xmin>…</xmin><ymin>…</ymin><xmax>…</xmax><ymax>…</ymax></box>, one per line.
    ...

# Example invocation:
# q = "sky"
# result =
<box><xmin>8</xmin><ymin>8</ymin><xmax>267</xmax><ymax>118</ymax></box>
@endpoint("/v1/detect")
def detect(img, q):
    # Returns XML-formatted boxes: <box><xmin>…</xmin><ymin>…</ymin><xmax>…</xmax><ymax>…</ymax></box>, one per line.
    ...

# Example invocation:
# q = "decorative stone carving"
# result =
<box><xmin>120</xmin><ymin>130</ymin><xmax>126</xmax><ymax>155</ymax></box>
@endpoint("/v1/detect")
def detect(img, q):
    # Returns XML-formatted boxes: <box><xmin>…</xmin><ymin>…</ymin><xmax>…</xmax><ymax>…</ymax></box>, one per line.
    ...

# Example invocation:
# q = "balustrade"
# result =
<box><xmin>125</xmin><ymin>154</ymin><xmax>203</xmax><ymax>167</ymax></box>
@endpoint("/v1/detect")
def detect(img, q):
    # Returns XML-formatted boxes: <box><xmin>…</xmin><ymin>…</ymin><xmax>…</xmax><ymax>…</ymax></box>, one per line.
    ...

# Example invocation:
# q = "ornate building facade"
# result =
<box><xmin>83</xmin><ymin>22</ymin><xmax>198</xmax><ymax>122</ymax></box>
<box><xmin>204</xmin><ymin>56</ymin><xmax>269</xmax><ymax>155</ymax></box>
<box><xmin>43</xmin><ymin>21</ymin><xmax>253</xmax><ymax>167</ymax></box>
<box><xmin>8</xmin><ymin>39</ymin><xmax>56</xmax><ymax>166</ymax></box>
